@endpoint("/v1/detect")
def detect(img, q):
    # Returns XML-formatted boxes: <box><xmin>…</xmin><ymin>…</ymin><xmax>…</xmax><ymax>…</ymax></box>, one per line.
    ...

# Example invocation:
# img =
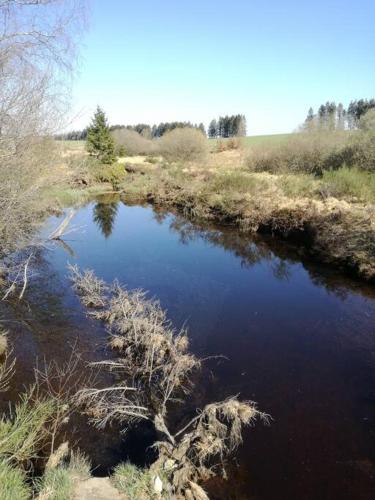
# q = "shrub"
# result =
<box><xmin>359</xmin><ymin>109</ymin><xmax>375</xmax><ymax>132</ymax></box>
<box><xmin>159</xmin><ymin>127</ymin><xmax>208</xmax><ymax>162</ymax></box>
<box><xmin>216</xmin><ymin>137</ymin><xmax>242</xmax><ymax>152</ymax></box>
<box><xmin>111</xmin><ymin>129</ymin><xmax>158</xmax><ymax>156</ymax></box>
<box><xmin>350</xmin><ymin>131</ymin><xmax>375</xmax><ymax>172</ymax></box>
<box><xmin>0</xmin><ymin>461</ymin><xmax>30</xmax><ymax>500</ymax></box>
<box><xmin>321</xmin><ymin>167</ymin><xmax>375</xmax><ymax>202</ymax></box>
<box><xmin>0</xmin><ymin>392</ymin><xmax>58</xmax><ymax>463</ymax></box>
<box><xmin>117</xmin><ymin>145</ymin><xmax>126</xmax><ymax>157</ymax></box>
<box><xmin>247</xmin><ymin>131</ymin><xmax>355</xmax><ymax>175</ymax></box>
<box><xmin>92</xmin><ymin>162</ymin><xmax>125</xmax><ymax>190</ymax></box>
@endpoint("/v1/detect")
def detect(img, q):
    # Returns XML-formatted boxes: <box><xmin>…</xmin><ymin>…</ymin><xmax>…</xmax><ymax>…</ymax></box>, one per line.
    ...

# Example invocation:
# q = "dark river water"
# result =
<box><xmin>3</xmin><ymin>196</ymin><xmax>375</xmax><ymax>499</ymax></box>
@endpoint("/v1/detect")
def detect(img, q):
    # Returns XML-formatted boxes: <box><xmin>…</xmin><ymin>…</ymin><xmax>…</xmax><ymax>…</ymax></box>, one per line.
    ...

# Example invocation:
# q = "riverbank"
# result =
<box><xmin>55</xmin><ymin>142</ymin><xmax>375</xmax><ymax>281</ymax></box>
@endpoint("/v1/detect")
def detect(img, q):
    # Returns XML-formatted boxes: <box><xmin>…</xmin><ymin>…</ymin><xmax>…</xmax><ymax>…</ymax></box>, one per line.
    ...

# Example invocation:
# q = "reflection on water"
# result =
<box><xmin>93</xmin><ymin>197</ymin><xmax>119</xmax><ymax>238</ymax></box>
<box><xmin>3</xmin><ymin>196</ymin><xmax>375</xmax><ymax>500</ymax></box>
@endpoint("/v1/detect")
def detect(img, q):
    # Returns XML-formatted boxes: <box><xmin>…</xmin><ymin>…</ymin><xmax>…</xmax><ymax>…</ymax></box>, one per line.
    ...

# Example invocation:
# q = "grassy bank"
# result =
<box><xmin>59</xmin><ymin>132</ymin><xmax>375</xmax><ymax>281</ymax></box>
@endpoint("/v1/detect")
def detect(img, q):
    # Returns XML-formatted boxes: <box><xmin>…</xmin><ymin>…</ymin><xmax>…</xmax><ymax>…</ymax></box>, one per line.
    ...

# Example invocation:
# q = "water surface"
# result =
<box><xmin>5</xmin><ymin>197</ymin><xmax>375</xmax><ymax>499</ymax></box>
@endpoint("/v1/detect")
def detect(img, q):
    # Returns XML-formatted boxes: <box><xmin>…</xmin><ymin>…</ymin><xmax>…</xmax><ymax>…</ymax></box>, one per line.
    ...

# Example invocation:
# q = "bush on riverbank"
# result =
<box><xmin>92</xmin><ymin>162</ymin><xmax>126</xmax><ymax>190</ymax></box>
<box><xmin>159</xmin><ymin>127</ymin><xmax>209</xmax><ymax>162</ymax></box>
<box><xmin>246</xmin><ymin>130</ymin><xmax>375</xmax><ymax>175</ymax></box>
<box><xmin>111</xmin><ymin>128</ymin><xmax>158</xmax><ymax>156</ymax></box>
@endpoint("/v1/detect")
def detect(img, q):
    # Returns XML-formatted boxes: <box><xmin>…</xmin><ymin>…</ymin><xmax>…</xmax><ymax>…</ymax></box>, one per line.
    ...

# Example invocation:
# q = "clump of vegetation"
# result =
<box><xmin>111</xmin><ymin>463</ymin><xmax>154</xmax><ymax>499</ymax></box>
<box><xmin>86</xmin><ymin>107</ymin><xmax>116</xmax><ymax>164</ymax></box>
<box><xmin>36</xmin><ymin>450</ymin><xmax>91</xmax><ymax>500</ymax></box>
<box><xmin>359</xmin><ymin>108</ymin><xmax>375</xmax><ymax>132</ymax></box>
<box><xmin>112</xmin><ymin>128</ymin><xmax>159</xmax><ymax>156</ymax></box>
<box><xmin>70</xmin><ymin>266</ymin><xmax>268</xmax><ymax>498</ymax></box>
<box><xmin>0</xmin><ymin>460</ymin><xmax>31</xmax><ymax>500</ymax></box>
<box><xmin>321</xmin><ymin>167</ymin><xmax>375</xmax><ymax>201</ymax></box>
<box><xmin>160</xmin><ymin>128</ymin><xmax>209</xmax><ymax>162</ymax></box>
<box><xmin>215</xmin><ymin>137</ymin><xmax>243</xmax><ymax>152</ymax></box>
<box><xmin>247</xmin><ymin>129</ymin><xmax>375</xmax><ymax>175</ymax></box>
<box><xmin>247</xmin><ymin>131</ymin><xmax>352</xmax><ymax>174</ymax></box>
<box><xmin>92</xmin><ymin>162</ymin><xmax>126</xmax><ymax>190</ymax></box>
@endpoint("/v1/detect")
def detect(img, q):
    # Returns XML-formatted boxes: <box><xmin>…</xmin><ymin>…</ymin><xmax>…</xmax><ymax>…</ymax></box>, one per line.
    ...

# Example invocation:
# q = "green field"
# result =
<box><xmin>242</xmin><ymin>133</ymin><xmax>291</xmax><ymax>146</ymax></box>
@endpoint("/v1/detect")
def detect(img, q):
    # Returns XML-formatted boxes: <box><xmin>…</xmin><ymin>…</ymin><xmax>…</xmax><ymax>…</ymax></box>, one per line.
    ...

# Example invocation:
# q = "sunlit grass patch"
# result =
<box><xmin>111</xmin><ymin>462</ymin><xmax>154</xmax><ymax>499</ymax></box>
<box><xmin>322</xmin><ymin>167</ymin><xmax>375</xmax><ymax>202</ymax></box>
<box><xmin>36</xmin><ymin>451</ymin><xmax>91</xmax><ymax>500</ymax></box>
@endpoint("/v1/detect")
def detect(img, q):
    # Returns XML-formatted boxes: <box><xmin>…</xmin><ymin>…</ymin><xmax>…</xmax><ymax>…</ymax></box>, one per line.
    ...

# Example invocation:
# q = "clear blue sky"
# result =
<box><xmin>71</xmin><ymin>0</ymin><xmax>375</xmax><ymax>135</ymax></box>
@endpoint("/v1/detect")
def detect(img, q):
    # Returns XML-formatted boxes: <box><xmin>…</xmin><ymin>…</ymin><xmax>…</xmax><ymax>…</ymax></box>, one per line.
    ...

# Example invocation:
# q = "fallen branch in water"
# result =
<box><xmin>49</xmin><ymin>209</ymin><xmax>76</xmax><ymax>240</ymax></box>
<box><xmin>70</xmin><ymin>265</ymin><xmax>270</xmax><ymax>499</ymax></box>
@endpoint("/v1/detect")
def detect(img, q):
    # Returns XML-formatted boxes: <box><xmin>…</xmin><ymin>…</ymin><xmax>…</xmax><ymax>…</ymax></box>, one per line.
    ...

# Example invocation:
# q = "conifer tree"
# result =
<box><xmin>86</xmin><ymin>106</ymin><xmax>116</xmax><ymax>164</ymax></box>
<box><xmin>208</xmin><ymin>119</ymin><xmax>217</xmax><ymax>138</ymax></box>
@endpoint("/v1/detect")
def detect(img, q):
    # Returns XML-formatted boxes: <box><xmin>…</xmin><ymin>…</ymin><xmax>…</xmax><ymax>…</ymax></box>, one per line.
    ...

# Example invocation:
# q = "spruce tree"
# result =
<box><xmin>208</xmin><ymin>119</ymin><xmax>217</xmax><ymax>138</ymax></box>
<box><xmin>86</xmin><ymin>106</ymin><xmax>116</xmax><ymax>164</ymax></box>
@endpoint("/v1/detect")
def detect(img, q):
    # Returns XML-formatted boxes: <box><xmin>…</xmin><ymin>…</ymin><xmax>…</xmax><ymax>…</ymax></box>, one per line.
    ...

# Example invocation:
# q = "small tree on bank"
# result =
<box><xmin>86</xmin><ymin>107</ymin><xmax>115</xmax><ymax>164</ymax></box>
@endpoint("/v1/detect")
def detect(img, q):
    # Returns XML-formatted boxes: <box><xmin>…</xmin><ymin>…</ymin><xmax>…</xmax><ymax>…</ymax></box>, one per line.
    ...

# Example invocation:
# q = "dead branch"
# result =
<box><xmin>70</xmin><ymin>267</ymin><xmax>269</xmax><ymax>498</ymax></box>
<box><xmin>49</xmin><ymin>209</ymin><xmax>75</xmax><ymax>240</ymax></box>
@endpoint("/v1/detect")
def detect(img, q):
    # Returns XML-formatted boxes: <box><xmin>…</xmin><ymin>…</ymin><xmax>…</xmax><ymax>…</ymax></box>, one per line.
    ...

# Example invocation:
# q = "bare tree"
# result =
<box><xmin>0</xmin><ymin>0</ymin><xmax>86</xmax><ymax>296</ymax></box>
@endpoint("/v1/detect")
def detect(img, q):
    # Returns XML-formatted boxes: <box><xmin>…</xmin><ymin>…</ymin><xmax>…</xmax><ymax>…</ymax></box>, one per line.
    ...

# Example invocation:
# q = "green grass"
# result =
<box><xmin>43</xmin><ymin>185</ymin><xmax>112</xmax><ymax>207</ymax></box>
<box><xmin>0</xmin><ymin>461</ymin><xmax>31</xmax><ymax>500</ymax></box>
<box><xmin>321</xmin><ymin>167</ymin><xmax>375</xmax><ymax>202</ymax></box>
<box><xmin>111</xmin><ymin>463</ymin><xmax>154</xmax><ymax>500</ymax></box>
<box><xmin>242</xmin><ymin>133</ymin><xmax>292</xmax><ymax>146</ymax></box>
<box><xmin>36</xmin><ymin>451</ymin><xmax>91</xmax><ymax>500</ymax></box>
<box><xmin>0</xmin><ymin>392</ymin><xmax>58</xmax><ymax>463</ymax></box>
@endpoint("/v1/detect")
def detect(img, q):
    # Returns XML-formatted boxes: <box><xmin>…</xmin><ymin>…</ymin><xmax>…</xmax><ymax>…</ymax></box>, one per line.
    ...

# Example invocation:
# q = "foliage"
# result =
<box><xmin>246</xmin><ymin>130</ymin><xmax>375</xmax><ymax>175</ymax></box>
<box><xmin>0</xmin><ymin>460</ymin><xmax>31</xmax><ymax>500</ymax></box>
<box><xmin>111</xmin><ymin>121</ymin><xmax>206</xmax><ymax>138</ymax></box>
<box><xmin>321</xmin><ymin>167</ymin><xmax>375</xmax><ymax>202</ymax></box>
<box><xmin>208</xmin><ymin>114</ymin><xmax>247</xmax><ymax>138</ymax></box>
<box><xmin>359</xmin><ymin>109</ymin><xmax>375</xmax><ymax>132</ymax></box>
<box><xmin>86</xmin><ymin>107</ymin><xmax>116</xmax><ymax>164</ymax></box>
<box><xmin>117</xmin><ymin>145</ymin><xmax>127</xmax><ymax>157</ymax></box>
<box><xmin>0</xmin><ymin>389</ymin><xmax>58</xmax><ymax>464</ymax></box>
<box><xmin>215</xmin><ymin>137</ymin><xmax>242</xmax><ymax>152</ymax></box>
<box><xmin>111</xmin><ymin>463</ymin><xmax>154</xmax><ymax>499</ymax></box>
<box><xmin>111</xmin><ymin>128</ymin><xmax>158</xmax><ymax>156</ymax></box>
<box><xmin>92</xmin><ymin>162</ymin><xmax>126</xmax><ymax>190</ymax></box>
<box><xmin>160</xmin><ymin>128</ymin><xmax>209</xmax><ymax>162</ymax></box>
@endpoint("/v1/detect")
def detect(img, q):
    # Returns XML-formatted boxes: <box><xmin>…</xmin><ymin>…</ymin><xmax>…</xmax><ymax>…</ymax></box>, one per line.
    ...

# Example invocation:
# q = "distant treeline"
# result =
<box><xmin>208</xmin><ymin>115</ymin><xmax>247</xmax><ymax>138</ymax></box>
<box><xmin>55</xmin><ymin>128</ymin><xmax>88</xmax><ymax>141</ymax></box>
<box><xmin>56</xmin><ymin>121</ymin><xmax>207</xmax><ymax>141</ymax></box>
<box><xmin>110</xmin><ymin>121</ymin><xmax>206</xmax><ymax>138</ymax></box>
<box><xmin>304</xmin><ymin>98</ymin><xmax>375</xmax><ymax>130</ymax></box>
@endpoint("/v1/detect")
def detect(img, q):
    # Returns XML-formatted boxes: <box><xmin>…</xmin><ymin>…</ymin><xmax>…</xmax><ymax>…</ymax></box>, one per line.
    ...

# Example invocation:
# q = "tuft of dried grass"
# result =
<box><xmin>70</xmin><ymin>268</ymin><xmax>269</xmax><ymax>498</ymax></box>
